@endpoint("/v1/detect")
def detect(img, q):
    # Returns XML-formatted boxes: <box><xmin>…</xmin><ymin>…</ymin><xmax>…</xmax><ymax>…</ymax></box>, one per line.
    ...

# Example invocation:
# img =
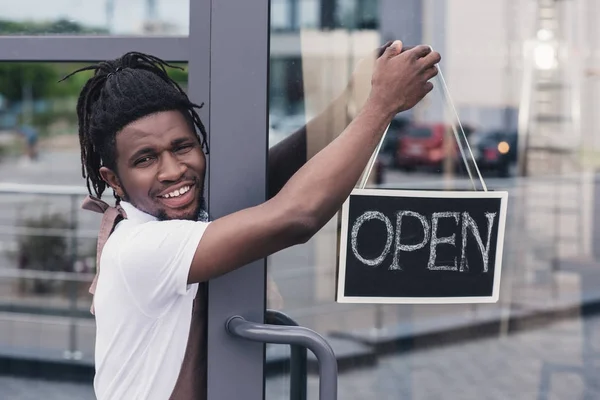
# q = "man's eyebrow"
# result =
<box><xmin>171</xmin><ymin>137</ymin><xmax>194</xmax><ymax>146</ymax></box>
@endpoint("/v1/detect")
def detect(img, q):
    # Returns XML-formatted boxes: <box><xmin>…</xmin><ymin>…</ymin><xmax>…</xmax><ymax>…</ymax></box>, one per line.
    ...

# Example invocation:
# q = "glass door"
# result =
<box><xmin>265</xmin><ymin>0</ymin><xmax>600</xmax><ymax>399</ymax></box>
<box><xmin>0</xmin><ymin>1</ymin><xmax>281</xmax><ymax>398</ymax></box>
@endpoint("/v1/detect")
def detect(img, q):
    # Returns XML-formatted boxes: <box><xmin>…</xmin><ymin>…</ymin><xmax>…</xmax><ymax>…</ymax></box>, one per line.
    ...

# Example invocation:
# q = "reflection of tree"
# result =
<box><xmin>0</xmin><ymin>18</ymin><xmax>108</xmax><ymax>35</ymax></box>
<box><xmin>0</xmin><ymin>18</ymin><xmax>189</xmax><ymax>135</ymax></box>
<box><xmin>0</xmin><ymin>18</ymin><xmax>105</xmax><ymax>105</ymax></box>
<box><xmin>0</xmin><ymin>17</ymin><xmax>188</xmax><ymax>101</ymax></box>
<box><xmin>0</xmin><ymin>64</ymin><xmax>58</xmax><ymax>102</ymax></box>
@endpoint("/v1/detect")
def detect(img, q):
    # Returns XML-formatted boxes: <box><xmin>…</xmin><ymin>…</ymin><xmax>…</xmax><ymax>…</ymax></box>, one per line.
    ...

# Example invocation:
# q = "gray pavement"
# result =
<box><xmin>1</xmin><ymin>314</ymin><xmax>596</xmax><ymax>399</ymax></box>
<box><xmin>0</xmin><ymin>376</ymin><xmax>95</xmax><ymax>400</ymax></box>
<box><xmin>267</xmin><ymin>315</ymin><xmax>597</xmax><ymax>400</ymax></box>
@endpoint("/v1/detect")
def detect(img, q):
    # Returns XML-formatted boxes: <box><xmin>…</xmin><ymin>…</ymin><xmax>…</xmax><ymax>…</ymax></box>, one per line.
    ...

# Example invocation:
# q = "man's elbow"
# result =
<box><xmin>289</xmin><ymin>214</ymin><xmax>320</xmax><ymax>245</ymax></box>
<box><xmin>270</xmin><ymin>195</ymin><xmax>323</xmax><ymax>246</ymax></box>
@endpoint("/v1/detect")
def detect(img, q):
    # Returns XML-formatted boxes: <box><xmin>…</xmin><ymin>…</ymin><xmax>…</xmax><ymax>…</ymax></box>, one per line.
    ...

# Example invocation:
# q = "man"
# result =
<box><xmin>16</xmin><ymin>123</ymin><xmax>39</xmax><ymax>162</ymax></box>
<box><xmin>64</xmin><ymin>41</ymin><xmax>440</xmax><ymax>399</ymax></box>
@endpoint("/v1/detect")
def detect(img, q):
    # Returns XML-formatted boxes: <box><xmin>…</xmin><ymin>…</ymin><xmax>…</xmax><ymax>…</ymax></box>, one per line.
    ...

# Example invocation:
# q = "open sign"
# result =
<box><xmin>336</xmin><ymin>189</ymin><xmax>508</xmax><ymax>304</ymax></box>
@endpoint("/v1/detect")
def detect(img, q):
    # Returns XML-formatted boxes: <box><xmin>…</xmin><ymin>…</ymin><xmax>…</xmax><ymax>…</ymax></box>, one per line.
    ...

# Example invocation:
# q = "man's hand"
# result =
<box><xmin>368</xmin><ymin>40</ymin><xmax>441</xmax><ymax>116</ymax></box>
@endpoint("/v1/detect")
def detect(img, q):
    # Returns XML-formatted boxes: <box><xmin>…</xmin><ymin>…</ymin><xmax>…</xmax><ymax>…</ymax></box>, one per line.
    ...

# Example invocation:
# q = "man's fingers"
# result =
<box><xmin>424</xmin><ymin>81</ymin><xmax>434</xmax><ymax>94</ymax></box>
<box><xmin>377</xmin><ymin>41</ymin><xmax>394</xmax><ymax>58</ymax></box>
<box><xmin>377</xmin><ymin>42</ymin><xmax>415</xmax><ymax>59</ymax></box>
<box><xmin>420</xmin><ymin>49</ymin><xmax>442</xmax><ymax>68</ymax></box>
<box><xmin>409</xmin><ymin>45</ymin><xmax>433</xmax><ymax>59</ymax></box>
<box><xmin>423</xmin><ymin>65</ymin><xmax>439</xmax><ymax>80</ymax></box>
<box><xmin>383</xmin><ymin>40</ymin><xmax>403</xmax><ymax>58</ymax></box>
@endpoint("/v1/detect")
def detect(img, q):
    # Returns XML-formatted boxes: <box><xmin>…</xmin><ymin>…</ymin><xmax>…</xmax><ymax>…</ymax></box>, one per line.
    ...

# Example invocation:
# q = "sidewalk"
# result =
<box><xmin>266</xmin><ymin>257</ymin><xmax>600</xmax><ymax>375</ymax></box>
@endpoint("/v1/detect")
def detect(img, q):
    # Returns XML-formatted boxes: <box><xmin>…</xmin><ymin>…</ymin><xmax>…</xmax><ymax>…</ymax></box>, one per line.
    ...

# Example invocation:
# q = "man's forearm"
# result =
<box><xmin>273</xmin><ymin>99</ymin><xmax>395</xmax><ymax>232</ymax></box>
<box><xmin>267</xmin><ymin>42</ymin><xmax>408</xmax><ymax>199</ymax></box>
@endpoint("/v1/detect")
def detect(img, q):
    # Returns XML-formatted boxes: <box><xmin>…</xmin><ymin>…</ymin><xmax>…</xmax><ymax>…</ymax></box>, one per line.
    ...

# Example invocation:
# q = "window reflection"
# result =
<box><xmin>271</xmin><ymin>0</ymin><xmax>292</xmax><ymax>30</ymax></box>
<box><xmin>267</xmin><ymin>0</ymin><xmax>600</xmax><ymax>399</ymax></box>
<box><xmin>299</xmin><ymin>0</ymin><xmax>320</xmax><ymax>28</ymax></box>
<box><xmin>0</xmin><ymin>62</ymin><xmax>187</xmax><ymax>391</ymax></box>
<box><xmin>336</xmin><ymin>0</ymin><xmax>378</xmax><ymax>29</ymax></box>
<box><xmin>270</xmin><ymin>0</ymin><xmax>322</xmax><ymax>31</ymax></box>
<box><xmin>0</xmin><ymin>0</ymin><xmax>189</xmax><ymax>35</ymax></box>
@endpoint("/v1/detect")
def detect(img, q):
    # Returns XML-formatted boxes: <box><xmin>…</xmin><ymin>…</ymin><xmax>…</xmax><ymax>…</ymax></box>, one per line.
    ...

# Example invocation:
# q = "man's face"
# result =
<box><xmin>100</xmin><ymin>110</ymin><xmax>206</xmax><ymax>221</ymax></box>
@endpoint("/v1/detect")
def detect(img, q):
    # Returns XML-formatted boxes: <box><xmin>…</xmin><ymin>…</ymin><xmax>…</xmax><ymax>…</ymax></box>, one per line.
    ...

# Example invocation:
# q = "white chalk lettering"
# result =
<box><xmin>351</xmin><ymin>211</ymin><xmax>394</xmax><ymax>267</ymax></box>
<box><xmin>428</xmin><ymin>212</ymin><xmax>460</xmax><ymax>271</ymax></box>
<box><xmin>460</xmin><ymin>212</ymin><xmax>496</xmax><ymax>272</ymax></box>
<box><xmin>390</xmin><ymin>211</ymin><xmax>430</xmax><ymax>270</ymax></box>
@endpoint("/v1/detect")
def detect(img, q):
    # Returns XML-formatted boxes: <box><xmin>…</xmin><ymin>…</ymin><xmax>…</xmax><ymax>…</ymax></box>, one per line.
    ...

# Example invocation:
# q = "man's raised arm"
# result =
<box><xmin>267</xmin><ymin>42</ymin><xmax>397</xmax><ymax>199</ymax></box>
<box><xmin>188</xmin><ymin>42</ymin><xmax>440</xmax><ymax>284</ymax></box>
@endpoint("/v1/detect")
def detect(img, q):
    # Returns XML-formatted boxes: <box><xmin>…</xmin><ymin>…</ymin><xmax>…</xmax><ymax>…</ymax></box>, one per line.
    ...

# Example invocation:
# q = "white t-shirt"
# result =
<box><xmin>93</xmin><ymin>201</ymin><xmax>210</xmax><ymax>400</ymax></box>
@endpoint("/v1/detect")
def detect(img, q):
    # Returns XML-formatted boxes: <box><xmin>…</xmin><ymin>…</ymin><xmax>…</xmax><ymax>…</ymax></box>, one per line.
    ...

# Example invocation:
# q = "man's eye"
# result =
<box><xmin>134</xmin><ymin>156</ymin><xmax>153</xmax><ymax>166</ymax></box>
<box><xmin>175</xmin><ymin>144</ymin><xmax>194</xmax><ymax>153</ymax></box>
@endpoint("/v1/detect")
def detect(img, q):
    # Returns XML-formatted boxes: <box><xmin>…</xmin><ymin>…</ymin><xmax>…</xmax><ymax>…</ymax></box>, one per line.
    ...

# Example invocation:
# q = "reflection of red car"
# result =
<box><xmin>396</xmin><ymin>123</ymin><xmax>452</xmax><ymax>170</ymax></box>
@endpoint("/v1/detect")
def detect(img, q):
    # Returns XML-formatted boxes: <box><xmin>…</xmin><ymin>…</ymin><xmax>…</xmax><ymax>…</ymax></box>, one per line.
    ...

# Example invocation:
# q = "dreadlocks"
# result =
<box><xmin>60</xmin><ymin>52</ymin><xmax>209</xmax><ymax>200</ymax></box>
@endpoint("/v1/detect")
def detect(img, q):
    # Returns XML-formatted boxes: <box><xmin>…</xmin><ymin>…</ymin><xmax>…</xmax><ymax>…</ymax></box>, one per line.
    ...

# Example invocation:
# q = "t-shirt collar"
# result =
<box><xmin>119</xmin><ymin>201</ymin><xmax>158</xmax><ymax>224</ymax></box>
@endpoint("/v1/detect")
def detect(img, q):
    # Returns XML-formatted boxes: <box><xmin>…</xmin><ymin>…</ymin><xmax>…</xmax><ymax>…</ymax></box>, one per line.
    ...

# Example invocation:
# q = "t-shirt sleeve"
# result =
<box><xmin>117</xmin><ymin>219</ymin><xmax>210</xmax><ymax>317</ymax></box>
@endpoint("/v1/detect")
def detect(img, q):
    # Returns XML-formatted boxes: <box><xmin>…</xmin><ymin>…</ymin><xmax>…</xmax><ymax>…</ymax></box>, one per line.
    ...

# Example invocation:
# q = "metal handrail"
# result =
<box><xmin>0</xmin><ymin>225</ymin><xmax>98</xmax><ymax>239</ymax></box>
<box><xmin>227</xmin><ymin>315</ymin><xmax>338</xmax><ymax>400</ymax></box>
<box><xmin>0</xmin><ymin>183</ymin><xmax>88</xmax><ymax>359</ymax></box>
<box><xmin>266</xmin><ymin>310</ymin><xmax>307</xmax><ymax>400</ymax></box>
<box><xmin>0</xmin><ymin>182</ymin><xmax>88</xmax><ymax>196</ymax></box>
<box><xmin>0</xmin><ymin>269</ymin><xmax>95</xmax><ymax>282</ymax></box>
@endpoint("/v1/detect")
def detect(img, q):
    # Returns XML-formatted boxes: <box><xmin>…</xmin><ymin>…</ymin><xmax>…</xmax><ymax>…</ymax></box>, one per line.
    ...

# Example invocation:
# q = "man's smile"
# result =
<box><xmin>157</xmin><ymin>182</ymin><xmax>196</xmax><ymax>209</ymax></box>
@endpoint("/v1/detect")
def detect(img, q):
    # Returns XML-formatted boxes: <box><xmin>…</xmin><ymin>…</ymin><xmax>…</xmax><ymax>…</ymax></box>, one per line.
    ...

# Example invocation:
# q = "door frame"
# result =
<box><xmin>0</xmin><ymin>1</ymin><xmax>270</xmax><ymax>399</ymax></box>
<box><xmin>202</xmin><ymin>1</ymin><xmax>270</xmax><ymax>400</ymax></box>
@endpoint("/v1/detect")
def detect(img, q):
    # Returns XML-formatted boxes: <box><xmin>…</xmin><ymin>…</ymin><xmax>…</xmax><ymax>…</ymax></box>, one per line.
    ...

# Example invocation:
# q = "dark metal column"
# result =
<box><xmin>198</xmin><ymin>0</ymin><xmax>271</xmax><ymax>398</ymax></box>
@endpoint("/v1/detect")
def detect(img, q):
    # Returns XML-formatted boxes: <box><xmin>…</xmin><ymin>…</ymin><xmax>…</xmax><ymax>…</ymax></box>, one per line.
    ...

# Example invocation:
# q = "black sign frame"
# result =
<box><xmin>336</xmin><ymin>188</ymin><xmax>509</xmax><ymax>304</ymax></box>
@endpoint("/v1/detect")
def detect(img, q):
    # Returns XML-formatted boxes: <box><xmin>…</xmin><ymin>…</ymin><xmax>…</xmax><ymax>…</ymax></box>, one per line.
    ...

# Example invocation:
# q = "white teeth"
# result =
<box><xmin>163</xmin><ymin>186</ymin><xmax>190</xmax><ymax>198</ymax></box>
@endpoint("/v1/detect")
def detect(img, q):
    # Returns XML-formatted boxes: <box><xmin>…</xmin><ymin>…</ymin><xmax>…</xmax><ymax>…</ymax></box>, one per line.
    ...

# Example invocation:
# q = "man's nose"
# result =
<box><xmin>157</xmin><ymin>153</ymin><xmax>186</xmax><ymax>182</ymax></box>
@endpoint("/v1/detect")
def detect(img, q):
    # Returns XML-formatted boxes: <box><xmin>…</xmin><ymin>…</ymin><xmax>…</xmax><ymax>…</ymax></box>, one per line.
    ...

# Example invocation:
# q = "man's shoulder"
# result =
<box><xmin>106</xmin><ymin>218</ymin><xmax>209</xmax><ymax>260</ymax></box>
<box><xmin>113</xmin><ymin>218</ymin><xmax>193</xmax><ymax>236</ymax></box>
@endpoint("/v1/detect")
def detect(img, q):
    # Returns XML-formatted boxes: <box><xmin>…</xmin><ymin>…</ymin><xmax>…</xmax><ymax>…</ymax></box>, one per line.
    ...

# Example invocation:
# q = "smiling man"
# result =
<box><xmin>102</xmin><ymin>113</ymin><xmax>206</xmax><ymax>222</ymax></box>
<box><xmin>64</xmin><ymin>42</ymin><xmax>440</xmax><ymax>399</ymax></box>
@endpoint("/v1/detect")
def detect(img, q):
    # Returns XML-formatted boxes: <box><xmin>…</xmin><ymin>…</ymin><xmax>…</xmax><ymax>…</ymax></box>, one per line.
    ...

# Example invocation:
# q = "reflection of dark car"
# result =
<box><xmin>378</xmin><ymin>116</ymin><xmax>410</xmax><ymax>167</ymax></box>
<box><xmin>469</xmin><ymin>130</ymin><xmax>518</xmax><ymax>177</ymax></box>
<box><xmin>373</xmin><ymin>116</ymin><xmax>409</xmax><ymax>184</ymax></box>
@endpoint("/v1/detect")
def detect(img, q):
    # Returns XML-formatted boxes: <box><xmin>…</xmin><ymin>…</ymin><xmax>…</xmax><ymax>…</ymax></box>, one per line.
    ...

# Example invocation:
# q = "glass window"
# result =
<box><xmin>356</xmin><ymin>0</ymin><xmax>378</xmax><ymax>29</ymax></box>
<box><xmin>334</xmin><ymin>0</ymin><xmax>378</xmax><ymax>29</ymax></box>
<box><xmin>271</xmin><ymin>0</ymin><xmax>292</xmax><ymax>30</ymax></box>
<box><xmin>0</xmin><ymin>62</ymin><xmax>186</xmax><ymax>395</ymax></box>
<box><xmin>267</xmin><ymin>0</ymin><xmax>599</xmax><ymax>398</ymax></box>
<box><xmin>0</xmin><ymin>0</ymin><xmax>189</xmax><ymax>36</ymax></box>
<box><xmin>336</xmin><ymin>0</ymin><xmax>357</xmax><ymax>29</ymax></box>
<box><xmin>272</xmin><ymin>0</ymin><xmax>321</xmax><ymax>30</ymax></box>
<box><xmin>298</xmin><ymin>0</ymin><xmax>320</xmax><ymax>28</ymax></box>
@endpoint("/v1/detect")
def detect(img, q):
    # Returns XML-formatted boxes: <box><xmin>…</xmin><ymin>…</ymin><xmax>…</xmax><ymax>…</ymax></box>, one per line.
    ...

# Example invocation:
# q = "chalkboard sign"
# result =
<box><xmin>336</xmin><ymin>189</ymin><xmax>508</xmax><ymax>304</ymax></box>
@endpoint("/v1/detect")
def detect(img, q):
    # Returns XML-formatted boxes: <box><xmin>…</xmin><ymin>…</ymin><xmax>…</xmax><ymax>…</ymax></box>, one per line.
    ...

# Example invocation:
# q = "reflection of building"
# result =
<box><xmin>270</xmin><ymin>0</ymin><xmax>382</xmax><ymax>116</ymax></box>
<box><xmin>269</xmin><ymin>0</ymin><xmax>442</xmax><ymax>125</ymax></box>
<box><xmin>140</xmin><ymin>0</ymin><xmax>179</xmax><ymax>35</ymax></box>
<box><xmin>141</xmin><ymin>20</ymin><xmax>179</xmax><ymax>35</ymax></box>
<box><xmin>269</xmin><ymin>1</ymin><xmax>567</xmax><ymax>132</ymax></box>
<box><xmin>270</xmin><ymin>0</ymin><xmax>600</xmax><ymax>156</ymax></box>
<box><xmin>105</xmin><ymin>0</ymin><xmax>179</xmax><ymax>35</ymax></box>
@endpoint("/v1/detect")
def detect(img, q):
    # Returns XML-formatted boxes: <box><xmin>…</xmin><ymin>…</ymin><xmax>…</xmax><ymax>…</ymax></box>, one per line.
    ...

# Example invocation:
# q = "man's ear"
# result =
<box><xmin>99</xmin><ymin>167</ymin><xmax>125</xmax><ymax>199</ymax></box>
